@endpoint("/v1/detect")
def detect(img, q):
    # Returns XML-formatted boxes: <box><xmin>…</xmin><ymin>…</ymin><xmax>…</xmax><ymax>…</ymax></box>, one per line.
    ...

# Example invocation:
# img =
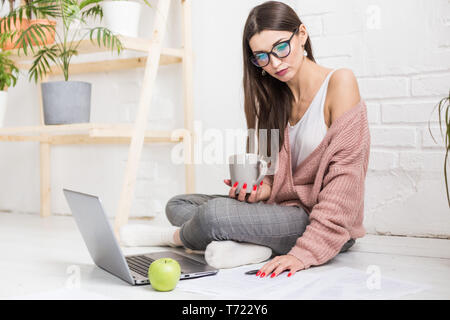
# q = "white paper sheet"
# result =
<box><xmin>176</xmin><ymin>264</ymin><xmax>431</xmax><ymax>299</ymax></box>
<box><xmin>177</xmin><ymin>262</ymin><xmax>322</xmax><ymax>299</ymax></box>
<box><xmin>281</xmin><ymin>267</ymin><xmax>431</xmax><ymax>300</ymax></box>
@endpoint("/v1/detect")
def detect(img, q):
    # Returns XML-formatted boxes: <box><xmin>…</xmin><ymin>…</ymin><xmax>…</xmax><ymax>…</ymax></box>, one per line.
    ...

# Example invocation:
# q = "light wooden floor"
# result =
<box><xmin>1</xmin><ymin>211</ymin><xmax>449</xmax><ymax>300</ymax></box>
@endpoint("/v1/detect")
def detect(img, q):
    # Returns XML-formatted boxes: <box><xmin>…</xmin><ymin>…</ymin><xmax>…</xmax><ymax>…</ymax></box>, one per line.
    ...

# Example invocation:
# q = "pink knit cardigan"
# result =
<box><xmin>262</xmin><ymin>99</ymin><xmax>371</xmax><ymax>269</ymax></box>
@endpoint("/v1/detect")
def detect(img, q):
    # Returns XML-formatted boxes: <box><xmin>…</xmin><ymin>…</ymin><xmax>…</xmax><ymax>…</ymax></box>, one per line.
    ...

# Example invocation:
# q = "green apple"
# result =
<box><xmin>148</xmin><ymin>257</ymin><xmax>181</xmax><ymax>291</ymax></box>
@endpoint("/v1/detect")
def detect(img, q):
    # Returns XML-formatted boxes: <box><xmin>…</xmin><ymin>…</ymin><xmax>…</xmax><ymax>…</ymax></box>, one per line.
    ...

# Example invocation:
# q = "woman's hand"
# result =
<box><xmin>224</xmin><ymin>179</ymin><xmax>271</xmax><ymax>203</ymax></box>
<box><xmin>256</xmin><ymin>255</ymin><xmax>305</xmax><ymax>278</ymax></box>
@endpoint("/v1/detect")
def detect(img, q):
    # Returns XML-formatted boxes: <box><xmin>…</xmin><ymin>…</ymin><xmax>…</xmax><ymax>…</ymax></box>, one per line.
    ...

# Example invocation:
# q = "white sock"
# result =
<box><xmin>204</xmin><ymin>240</ymin><xmax>272</xmax><ymax>269</ymax></box>
<box><xmin>119</xmin><ymin>224</ymin><xmax>181</xmax><ymax>248</ymax></box>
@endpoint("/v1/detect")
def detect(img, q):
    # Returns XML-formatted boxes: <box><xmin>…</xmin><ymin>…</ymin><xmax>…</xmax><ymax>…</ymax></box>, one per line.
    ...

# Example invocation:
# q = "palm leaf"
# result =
<box><xmin>5</xmin><ymin>0</ymin><xmax>60</xmax><ymax>20</ymax></box>
<box><xmin>28</xmin><ymin>45</ymin><xmax>60</xmax><ymax>82</ymax></box>
<box><xmin>88</xmin><ymin>26</ymin><xmax>123</xmax><ymax>54</ymax></box>
<box><xmin>79</xmin><ymin>0</ymin><xmax>102</xmax><ymax>11</ymax></box>
<box><xmin>81</xmin><ymin>4</ymin><xmax>103</xmax><ymax>21</ymax></box>
<box><xmin>14</xmin><ymin>23</ymin><xmax>55</xmax><ymax>55</ymax></box>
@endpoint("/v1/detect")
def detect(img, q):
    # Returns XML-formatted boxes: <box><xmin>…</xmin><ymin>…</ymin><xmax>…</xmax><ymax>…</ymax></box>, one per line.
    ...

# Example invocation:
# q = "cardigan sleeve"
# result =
<box><xmin>287</xmin><ymin>163</ymin><xmax>365</xmax><ymax>269</ymax></box>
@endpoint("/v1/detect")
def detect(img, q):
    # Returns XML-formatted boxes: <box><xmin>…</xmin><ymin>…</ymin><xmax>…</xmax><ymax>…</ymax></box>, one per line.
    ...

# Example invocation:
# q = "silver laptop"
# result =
<box><xmin>63</xmin><ymin>188</ymin><xmax>218</xmax><ymax>286</ymax></box>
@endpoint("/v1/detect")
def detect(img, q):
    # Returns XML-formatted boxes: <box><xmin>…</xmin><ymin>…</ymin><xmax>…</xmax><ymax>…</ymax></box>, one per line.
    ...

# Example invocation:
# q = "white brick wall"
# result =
<box><xmin>0</xmin><ymin>0</ymin><xmax>449</xmax><ymax>238</ymax></box>
<box><xmin>381</xmin><ymin>102</ymin><xmax>440</xmax><ymax>124</ymax></box>
<box><xmin>412</xmin><ymin>74</ymin><xmax>450</xmax><ymax>96</ymax></box>
<box><xmin>370</xmin><ymin>127</ymin><xmax>417</xmax><ymax>148</ymax></box>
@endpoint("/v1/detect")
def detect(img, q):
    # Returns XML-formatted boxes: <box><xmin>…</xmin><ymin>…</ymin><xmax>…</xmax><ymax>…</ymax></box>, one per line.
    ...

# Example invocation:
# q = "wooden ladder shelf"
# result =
<box><xmin>0</xmin><ymin>0</ymin><xmax>195</xmax><ymax>239</ymax></box>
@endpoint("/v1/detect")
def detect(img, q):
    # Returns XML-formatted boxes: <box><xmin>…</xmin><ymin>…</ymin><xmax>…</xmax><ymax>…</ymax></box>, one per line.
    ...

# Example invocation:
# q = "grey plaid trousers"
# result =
<box><xmin>165</xmin><ymin>193</ymin><xmax>355</xmax><ymax>255</ymax></box>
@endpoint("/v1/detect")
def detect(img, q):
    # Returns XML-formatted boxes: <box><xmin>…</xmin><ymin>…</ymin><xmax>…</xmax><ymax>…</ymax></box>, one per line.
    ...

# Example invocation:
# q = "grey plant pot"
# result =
<box><xmin>41</xmin><ymin>81</ymin><xmax>92</xmax><ymax>125</ymax></box>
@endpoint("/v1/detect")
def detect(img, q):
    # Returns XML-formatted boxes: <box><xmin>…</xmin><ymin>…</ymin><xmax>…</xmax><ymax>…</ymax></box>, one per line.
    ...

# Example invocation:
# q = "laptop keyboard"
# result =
<box><xmin>126</xmin><ymin>253</ymin><xmax>209</xmax><ymax>278</ymax></box>
<box><xmin>126</xmin><ymin>255</ymin><xmax>154</xmax><ymax>277</ymax></box>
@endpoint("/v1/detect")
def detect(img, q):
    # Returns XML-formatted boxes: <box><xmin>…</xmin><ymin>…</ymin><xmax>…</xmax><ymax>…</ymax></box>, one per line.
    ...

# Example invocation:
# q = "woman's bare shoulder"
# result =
<box><xmin>327</xmin><ymin>68</ymin><xmax>361</xmax><ymax>125</ymax></box>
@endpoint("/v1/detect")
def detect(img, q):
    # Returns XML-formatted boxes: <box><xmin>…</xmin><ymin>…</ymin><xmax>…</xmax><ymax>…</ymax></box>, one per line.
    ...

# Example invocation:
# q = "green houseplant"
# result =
<box><xmin>0</xmin><ymin>49</ymin><xmax>19</xmax><ymax>126</ymax></box>
<box><xmin>428</xmin><ymin>90</ymin><xmax>450</xmax><ymax>207</ymax></box>
<box><xmin>1</xmin><ymin>0</ymin><xmax>57</xmax><ymax>50</ymax></box>
<box><xmin>3</xmin><ymin>0</ymin><xmax>123</xmax><ymax>124</ymax></box>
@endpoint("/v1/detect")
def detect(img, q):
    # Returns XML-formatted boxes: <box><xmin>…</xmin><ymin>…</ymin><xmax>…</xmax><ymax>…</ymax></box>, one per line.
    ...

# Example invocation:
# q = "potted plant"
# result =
<box><xmin>428</xmin><ymin>90</ymin><xmax>450</xmax><ymax>207</ymax></box>
<box><xmin>4</xmin><ymin>0</ymin><xmax>123</xmax><ymax>125</ymax></box>
<box><xmin>0</xmin><ymin>49</ymin><xmax>19</xmax><ymax>126</ymax></box>
<box><xmin>0</xmin><ymin>0</ymin><xmax>57</xmax><ymax>50</ymax></box>
<box><xmin>1</xmin><ymin>0</ymin><xmax>30</xmax><ymax>50</ymax></box>
<box><xmin>100</xmin><ymin>0</ymin><xmax>152</xmax><ymax>37</ymax></box>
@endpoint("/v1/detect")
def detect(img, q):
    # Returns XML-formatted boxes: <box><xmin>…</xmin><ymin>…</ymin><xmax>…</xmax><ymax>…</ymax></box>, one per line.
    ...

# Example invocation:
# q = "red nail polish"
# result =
<box><xmin>271</xmin><ymin>273</ymin><xmax>276</xmax><ymax>278</ymax></box>
<box><xmin>233</xmin><ymin>181</ymin><xmax>238</xmax><ymax>187</ymax></box>
<box><xmin>243</xmin><ymin>183</ymin><xmax>247</xmax><ymax>189</ymax></box>
<box><xmin>288</xmin><ymin>272</ymin><xmax>292</xmax><ymax>277</ymax></box>
<box><xmin>256</xmin><ymin>271</ymin><xmax>261</xmax><ymax>276</ymax></box>
<box><xmin>260</xmin><ymin>272</ymin><xmax>265</xmax><ymax>278</ymax></box>
<box><xmin>253</xmin><ymin>185</ymin><xmax>257</xmax><ymax>191</ymax></box>
<box><xmin>260</xmin><ymin>180</ymin><xmax>264</xmax><ymax>186</ymax></box>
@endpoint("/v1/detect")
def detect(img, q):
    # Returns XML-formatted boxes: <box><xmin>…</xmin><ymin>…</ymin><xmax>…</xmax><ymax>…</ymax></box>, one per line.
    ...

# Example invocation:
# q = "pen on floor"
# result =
<box><xmin>244</xmin><ymin>269</ymin><xmax>259</xmax><ymax>275</ymax></box>
<box><xmin>245</xmin><ymin>269</ymin><xmax>290</xmax><ymax>276</ymax></box>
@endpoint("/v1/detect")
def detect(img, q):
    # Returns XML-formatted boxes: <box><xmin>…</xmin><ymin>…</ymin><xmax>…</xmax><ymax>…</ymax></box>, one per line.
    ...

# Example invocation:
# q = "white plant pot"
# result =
<box><xmin>0</xmin><ymin>91</ymin><xmax>8</xmax><ymax>127</ymax></box>
<box><xmin>101</xmin><ymin>1</ymin><xmax>142</xmax><ymax>38</ymax></box>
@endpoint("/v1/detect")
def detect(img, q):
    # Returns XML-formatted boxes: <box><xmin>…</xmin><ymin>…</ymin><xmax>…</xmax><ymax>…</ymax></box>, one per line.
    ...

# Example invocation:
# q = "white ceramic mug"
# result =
<box><xmin>228</xmin><ymin>153</ymin><xmax>268</xmax><ymax>194</ymax></box>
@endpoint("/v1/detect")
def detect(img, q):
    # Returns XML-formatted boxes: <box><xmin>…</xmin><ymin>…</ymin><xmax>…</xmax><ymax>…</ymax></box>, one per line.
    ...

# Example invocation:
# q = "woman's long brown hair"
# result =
<box><xmin>243</xmin><ymin>1</ymin><xmax>315</xmax><ymax>159</ymax></box>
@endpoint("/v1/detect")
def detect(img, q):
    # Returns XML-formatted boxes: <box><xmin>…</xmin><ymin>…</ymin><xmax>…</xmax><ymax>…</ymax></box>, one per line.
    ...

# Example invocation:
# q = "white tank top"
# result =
<box><xmin>288</xmin><ymin>69</ymin><xmax>336</xmax><ymax>172</ymax></box>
